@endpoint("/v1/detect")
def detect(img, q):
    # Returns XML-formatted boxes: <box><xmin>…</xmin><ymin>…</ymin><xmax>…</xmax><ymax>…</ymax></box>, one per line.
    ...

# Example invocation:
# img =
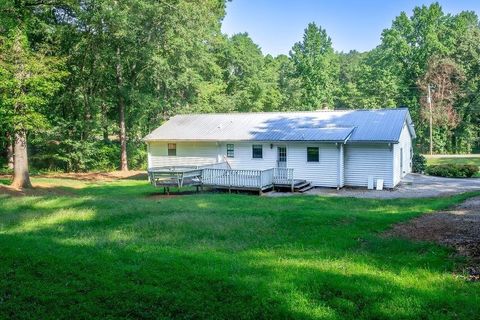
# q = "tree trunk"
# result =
<box><xmin>116</xmin><ymin>46</ymin><xmax>128</xmax><ymax>171</ymax></box>
<box><xmin>11</xmin><ymin>130</ymin><xmax>32</xmax><ymax>189</ymax></box>
<box><xmin>6</xmin><ymin>132</ymin><xmax>14</xmax><ymax>170</ymax></box>
<box><xmin>118</xmin><ymin>95</ymin><xmax>128</xmax><ymax>171</ymax></box>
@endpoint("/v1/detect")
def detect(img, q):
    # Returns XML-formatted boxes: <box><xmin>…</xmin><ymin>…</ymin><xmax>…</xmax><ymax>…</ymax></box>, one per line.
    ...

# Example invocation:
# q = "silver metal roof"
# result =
<box><xmin>144</xmin><ymin>108</ymin><xmax>415</xmax><ymax>143</ymax></box>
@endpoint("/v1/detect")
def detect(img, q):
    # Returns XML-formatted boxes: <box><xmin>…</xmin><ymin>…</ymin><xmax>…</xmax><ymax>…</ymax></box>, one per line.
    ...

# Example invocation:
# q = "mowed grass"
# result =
<box><xmin>425</xmin><ymin>155</ymin><xmax>480</xmax><ymax>177</ymax></box>
<box><xmin>0</xmin><ymin>178</ymin><xmax>479</xmax><ymax>319</ymax></box>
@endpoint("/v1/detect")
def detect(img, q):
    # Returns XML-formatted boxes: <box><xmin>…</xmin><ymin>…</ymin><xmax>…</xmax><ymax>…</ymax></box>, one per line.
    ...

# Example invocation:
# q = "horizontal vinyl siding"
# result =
<box><xmin>344</xmin><ymin>144</ymin><xmax>393</xmax><ymax>188</ymax></box>
<box><xmin>393</xmin><ymin>124</ymin><xmax>413</xmax><ymax>186</ymax></box>
<box><xmin>219</xmin><ymin>142</ymin><xmax>277</xmax><ymax>170</ymax></box>
<box><xmin>339</xmin><ymin>144</ymin><xmax>344</xmax><ymax>187</ymax></box>
<box><xmin>148</xmin><ymin>142</ymin><xmax>218</xmax><ymax>168</ymax></box>
<box><xmin>288</xmin><ymin>143</ymin><xmax>340</xmax><ymax>187</ymax></box>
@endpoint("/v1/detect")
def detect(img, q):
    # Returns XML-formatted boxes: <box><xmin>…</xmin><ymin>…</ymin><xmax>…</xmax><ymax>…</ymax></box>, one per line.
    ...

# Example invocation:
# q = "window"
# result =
<box><xmin>167</xmin><ymin>143</ymin><xmax>176</xmax><ymax>156</ymax></box>
<box><xmin>307</xmin><ymin>147</ymin><xmax>319</xmax><ymax>162</ymax></box>
<box><xmin>226</xmin><ymin>144</ymin><xmax>234</xmax><ymax>158</ymax></box>
<box><xmin>252</xmin><ymin>145</ymin><xmax>263</xmax><ymax>159</ymax></box>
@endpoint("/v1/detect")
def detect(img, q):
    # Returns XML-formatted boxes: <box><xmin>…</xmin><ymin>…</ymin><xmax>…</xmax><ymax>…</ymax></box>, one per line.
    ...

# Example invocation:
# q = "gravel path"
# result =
<box><xmin>266</xmin><ymin>174</ymin><xmax>480</xmax><ymax>199</ymax></box>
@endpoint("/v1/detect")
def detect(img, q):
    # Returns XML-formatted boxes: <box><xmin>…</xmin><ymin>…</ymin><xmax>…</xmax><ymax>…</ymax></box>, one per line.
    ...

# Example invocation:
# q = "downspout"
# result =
<box><xmin>337</xmin><ymin>143</ymin><xmax>345</xmax><ymax>190</ymax></box>
<box><xmin>337</xmin><ymin>129</ymin><xmax>354</xmax><ymax>189</ymax></box>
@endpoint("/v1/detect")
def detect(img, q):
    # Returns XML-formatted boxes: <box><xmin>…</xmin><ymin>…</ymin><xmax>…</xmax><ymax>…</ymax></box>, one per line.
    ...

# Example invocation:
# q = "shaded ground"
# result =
<box><xmin>0</xmin><ymin>171</ymin><xmax>147</xmax><ymax>197</ymax></box>
<box><xmin>35</xmin><ymin>170</ymin><xmax>147</xmax><ymax>181</ymax></box>
<box><xmin>386</xmin><ymin>196</ymin><xmax>480</xmax><ymax>281</ymax></box>
<box><xmin>0</xmin><ymin>170</ymin><xmax>146</xmax><ymax>183</ymax></box>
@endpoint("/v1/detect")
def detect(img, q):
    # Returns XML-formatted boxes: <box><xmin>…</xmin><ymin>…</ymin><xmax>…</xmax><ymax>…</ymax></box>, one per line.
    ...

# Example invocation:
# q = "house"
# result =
<box><xmin>144</xmin><ymin>108</ymin><xmax>415</xmax><ymax>190</ymax></box>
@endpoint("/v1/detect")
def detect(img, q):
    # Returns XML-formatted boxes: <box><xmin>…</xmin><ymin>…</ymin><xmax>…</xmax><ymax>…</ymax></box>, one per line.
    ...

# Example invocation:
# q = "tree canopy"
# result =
<box><xmin>0</xmin><ymin>1</ymin><xmax>479</xmax><ymax>178</ymax></box>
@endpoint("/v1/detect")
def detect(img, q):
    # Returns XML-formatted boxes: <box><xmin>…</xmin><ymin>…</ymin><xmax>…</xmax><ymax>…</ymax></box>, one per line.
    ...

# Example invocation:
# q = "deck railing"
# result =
<box><xmin>201</xmin><ymin>168</ymin><xmax>278</xmax><ymax>190</ymax></box>
<box><xmin>273</xmin><ymin>168</ymin><xmax>294</xmax><ymax>184</ymax></box>
<box><xmin>149</xmin><ymin>164</ymin><xmax>294</xmax><ymax>192</ymax></box>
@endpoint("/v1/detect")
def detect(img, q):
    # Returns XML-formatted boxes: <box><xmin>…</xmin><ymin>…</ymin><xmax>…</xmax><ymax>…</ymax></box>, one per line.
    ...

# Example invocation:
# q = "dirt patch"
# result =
<box><xmin>1</xmin><ymin>171</ymin><xmax>147</xmax><ymax>182</ymax></box>
<box><xmin>0</xmin><ymin>171</ymin><xmax>147</xmax><ymax>197</ymax></box>
<box><xmin>0</xmin><ymin>184</ymin><xmax>75</xmax><ymax>197</ymax></box>
<box><xmin>386</xmin><ymin>196</ymin><xmax>480</xmax><ymax>281</ymax></box>
<box><xmin>36</xmin><ymin>170</ymin><xmax>147</xmax><ymax>181</ymax></box>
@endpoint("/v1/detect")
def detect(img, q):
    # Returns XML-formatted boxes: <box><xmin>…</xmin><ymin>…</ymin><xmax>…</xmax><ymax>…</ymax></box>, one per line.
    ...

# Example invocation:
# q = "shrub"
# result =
<box><xmin>412</xmin><ymin>154</ymin><xmax>426</xmax><ymax>173</ymax></box>
<box><xmin>425</xmin><ymin>164</ymin><xmax>479</xmax><ymax>178</ymax></box>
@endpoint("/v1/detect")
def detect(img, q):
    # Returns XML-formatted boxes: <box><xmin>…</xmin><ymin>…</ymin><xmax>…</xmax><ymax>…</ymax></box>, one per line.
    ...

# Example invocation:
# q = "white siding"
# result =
<box><xmin>344</xmin><ymin>144</ymin><xmax>394</xmax><ymax>188</ymax></box>
<box><xmin>393</xmin><ymin>123</ymin><xmax>413</xmax><ymax>186</ymax></box>
<box><xmin>148</xmin><ymin>141</ymin><xmax>219</xmax><ymax>168</ymax></box>
<box><xmin>339</xmin><ymin>144</ymin><xmax>344</xmax><ymax>187</ymax></box>
<box><xmin>220</xmin><ymin>142</ymin><xmax>277</xmax><ymax>170</ymax></box>
<box><xmin>287</xmin><ymin>143</ymin><xmax>341</xmax><ymax>187</ymax></box>
<box><xmin>148</xmin><ymin>140</ymin><xmax>405</xmax><ymax>189</ymax></box>
<box><xmin>148</xmin><ymin>141</ymin><xmax>343</xmax><ymax>187</ymax></box>
<box><xmin>221</xmin><ymin>142</ymin><xmax>341</xmax><ymax>187</ymax></box>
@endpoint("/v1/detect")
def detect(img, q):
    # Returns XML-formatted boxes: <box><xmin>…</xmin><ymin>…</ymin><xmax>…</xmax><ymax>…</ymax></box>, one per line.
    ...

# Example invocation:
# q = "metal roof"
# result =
<box><xmin>144</xmin><ymin>108</ymin><xmax>415</xmax><ymax>143</ymax></box>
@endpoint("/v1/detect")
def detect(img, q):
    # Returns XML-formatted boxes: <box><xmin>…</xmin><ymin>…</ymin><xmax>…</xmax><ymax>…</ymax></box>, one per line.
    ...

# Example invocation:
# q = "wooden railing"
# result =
<box><xmin>148</xmin><ymin>165</ymin><xmax>294</xmax><ymax>192</ymax></box>
<box><xmin>201</xmin><ymin>168</ymin><xmax>276</xmax><ymax>190</ymax></box>
<box><xmin>273</xmin><ymin>168</ymin><xmax>294</xmax><ymax>184</ymax></box>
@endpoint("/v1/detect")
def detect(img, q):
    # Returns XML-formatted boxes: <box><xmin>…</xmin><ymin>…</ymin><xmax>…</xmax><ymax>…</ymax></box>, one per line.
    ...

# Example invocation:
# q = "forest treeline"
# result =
<box><xmin>1</xmin><ymin>1</ymin><xmax>479</xmax><ymax>180</ymax></box>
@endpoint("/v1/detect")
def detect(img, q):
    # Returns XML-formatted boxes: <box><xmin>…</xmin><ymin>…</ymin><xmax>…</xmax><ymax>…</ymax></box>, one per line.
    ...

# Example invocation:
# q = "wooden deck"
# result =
<box><xmin>148</xmin><ymin>164</ymin><xmax>295</xmax><ymax>194</ymax></box>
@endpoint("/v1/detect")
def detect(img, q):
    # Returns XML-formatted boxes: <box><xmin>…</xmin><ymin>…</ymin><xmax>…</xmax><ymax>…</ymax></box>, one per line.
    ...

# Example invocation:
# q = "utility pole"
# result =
<box><xmin>427</xmin><ymin>84</ymin><xmax>433</xmax><ymax>155</ymax></box>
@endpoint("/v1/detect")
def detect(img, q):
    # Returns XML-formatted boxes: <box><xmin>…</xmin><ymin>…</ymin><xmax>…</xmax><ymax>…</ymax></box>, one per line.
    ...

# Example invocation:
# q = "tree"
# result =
<box><xmin>290</xmin><ymin>23</ymin><xmax>338</xmax><ymax>110</ymax></box>
<box><xmin>0</xmin><ymin>28</ymin><xmax>66</xmax><ymax>187</ymax></box>
<box><xmin>418</xmin><ymin>57</ymin><xmax>465</xmax><ymax>153</ymax></box>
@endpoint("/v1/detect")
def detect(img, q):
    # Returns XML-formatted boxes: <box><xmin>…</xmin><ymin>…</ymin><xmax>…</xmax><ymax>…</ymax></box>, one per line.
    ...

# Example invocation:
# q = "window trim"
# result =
<box><xmin>307</xmin><ymin>147</ymin><xmax>319</xmax><ymax>162</ymax></box>
<box><xmin>252</xmin><ymin>144</ymin><xmax>263</xmax><ymax>159</ymax></box>
<box><xmin>167</xmin><ymin>143</ymin><xmax>177</xmax><ymax>156</ymax></box>
<box><xmin>226</xmin><ymin>144</ymin><xmax>234</xmax><ymax>158</ymax></box>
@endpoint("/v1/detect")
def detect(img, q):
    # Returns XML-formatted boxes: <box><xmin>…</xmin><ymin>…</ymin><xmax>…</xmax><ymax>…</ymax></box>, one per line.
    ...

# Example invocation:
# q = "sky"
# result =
<box><xmin>221</xmin><ymin>0</ymin><xmax>480</xmax><ymax>56</ymax></box>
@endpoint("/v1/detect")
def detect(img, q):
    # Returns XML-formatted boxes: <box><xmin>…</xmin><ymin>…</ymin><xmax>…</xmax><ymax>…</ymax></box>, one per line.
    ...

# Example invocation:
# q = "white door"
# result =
<box><xmin>277</xmin><ymin>146</ymin><xmax>287</xmax><ymax>168</ymax></box>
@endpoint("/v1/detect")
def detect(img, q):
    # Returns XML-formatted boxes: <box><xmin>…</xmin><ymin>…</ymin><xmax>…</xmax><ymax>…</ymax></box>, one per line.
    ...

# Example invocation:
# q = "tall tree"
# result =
<box><xmin>418</xmin><ymin>57</ymin><xmax>465</xmax><ymax>153</ymax></box>
<box><xmin>0</xmin><ymin>28</ymin><xmax>66</xmax><ymax>187</ymax></box>
<box><xmin>290</xmin><ymin>23</ymin><xmax>338</xmax><ymax>110</ymax></box>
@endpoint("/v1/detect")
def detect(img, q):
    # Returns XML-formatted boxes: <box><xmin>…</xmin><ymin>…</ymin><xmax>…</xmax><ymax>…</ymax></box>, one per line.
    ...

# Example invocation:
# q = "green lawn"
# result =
<box><xmin>425</xmin><ymin>155</ymin><xmax>480</xmax><ymax>177</ymax></box>
<box><xmin>0</xmin><ymin>178</ymin><xmax>479</xmax><ymax>319</ymax></box>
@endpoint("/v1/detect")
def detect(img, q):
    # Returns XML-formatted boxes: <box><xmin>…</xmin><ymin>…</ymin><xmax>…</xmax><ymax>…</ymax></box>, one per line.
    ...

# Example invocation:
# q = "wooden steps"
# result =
<box><xmin>293</xmin><ymin>180</ymin><xmax>313</xmax><ymax>193</ymax></box>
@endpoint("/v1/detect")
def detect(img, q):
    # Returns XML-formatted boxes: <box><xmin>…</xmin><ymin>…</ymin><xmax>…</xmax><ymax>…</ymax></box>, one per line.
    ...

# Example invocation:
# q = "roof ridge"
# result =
<box><xmin>173</xmin><ymin>108</ymin><xmax>408</xmax><ymax>117</ymax></box>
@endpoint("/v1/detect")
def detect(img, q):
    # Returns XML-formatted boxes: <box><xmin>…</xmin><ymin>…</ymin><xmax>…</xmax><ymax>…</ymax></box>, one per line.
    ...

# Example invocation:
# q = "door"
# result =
<box><xmin>277</xmin><ymin>146</ymin><xmax>287</xmax><ymax>168</ymax></box>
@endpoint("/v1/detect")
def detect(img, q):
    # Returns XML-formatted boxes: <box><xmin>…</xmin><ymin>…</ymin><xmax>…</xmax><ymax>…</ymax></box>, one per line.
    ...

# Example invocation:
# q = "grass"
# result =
<box><xmin>425</xmin><ymin>155</ymin><xmax>480</xmax><ymax>177</ymax></box>
<box><xmin>0</xmin><ymin>178</ymin><xmax>479</xmax><ymax>319</ymax></box>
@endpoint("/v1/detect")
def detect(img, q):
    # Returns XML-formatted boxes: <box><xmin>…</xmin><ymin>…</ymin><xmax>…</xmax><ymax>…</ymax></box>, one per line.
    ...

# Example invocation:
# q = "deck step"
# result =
<box><xmin>298</xmin><ymin>184</ymin><xmax>314</xmax><ymax>193</ymax></box>
<box><xmin>294</xmin><ymin>181</ymin><xmax>309</xmax><ymax>189</ymax></box>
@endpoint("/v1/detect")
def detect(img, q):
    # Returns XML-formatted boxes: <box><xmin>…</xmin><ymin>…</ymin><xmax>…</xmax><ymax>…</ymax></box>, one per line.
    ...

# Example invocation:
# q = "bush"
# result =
<box><xmin>412</xmin><ymin>154</ymin><xmax>426</xmax><ymax>173</ymax></box>
<box><xmin>425</xmin><ymin>164</ymin><xmax>479</xmax><ymax>178</ymax></box>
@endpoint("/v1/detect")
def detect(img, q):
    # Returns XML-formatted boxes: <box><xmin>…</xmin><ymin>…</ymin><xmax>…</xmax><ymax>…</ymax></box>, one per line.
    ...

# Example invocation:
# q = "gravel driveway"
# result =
<box><xmin>267</xmin><ymin>174</ymin><xmax>480</xmax><ymax>199</ymax></box>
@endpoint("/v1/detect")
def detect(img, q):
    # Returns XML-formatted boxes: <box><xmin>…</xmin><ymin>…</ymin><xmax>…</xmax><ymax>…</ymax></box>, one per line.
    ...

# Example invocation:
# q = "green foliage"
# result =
<box><xmin>0</xmin><ymin>179</ymin><xmax>479</xmax><ymax>318</ymax></box>
<box><xmin>0</xmin><ymin>28</ymin><xmax>67</xmax><ymax>132</ymax></box>
<box><xmin>1</xmin><ymin>1</ymin><xmax>479</xmax><ymax>172</ymax></box>
<box><xmin>426</xmin><ymin>164</ymin><xmax>479</xmax><ymax>178</ymax></box>
<box><xmin>290</xmin><ymin>23</ymin><xmax>339</xmax><ymax>109</ymax></box>
<box><xmin>412</xmin><ymin>153</ymin><xmax>427</xmax><ymax>173</ymax></box>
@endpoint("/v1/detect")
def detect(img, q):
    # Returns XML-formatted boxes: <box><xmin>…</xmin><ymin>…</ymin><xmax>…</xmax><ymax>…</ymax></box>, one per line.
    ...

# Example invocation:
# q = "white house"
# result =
<box><xmin>144</xmin><ymin>108</ymin><xmax>415</xmax><ymax>189</ymax></box>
